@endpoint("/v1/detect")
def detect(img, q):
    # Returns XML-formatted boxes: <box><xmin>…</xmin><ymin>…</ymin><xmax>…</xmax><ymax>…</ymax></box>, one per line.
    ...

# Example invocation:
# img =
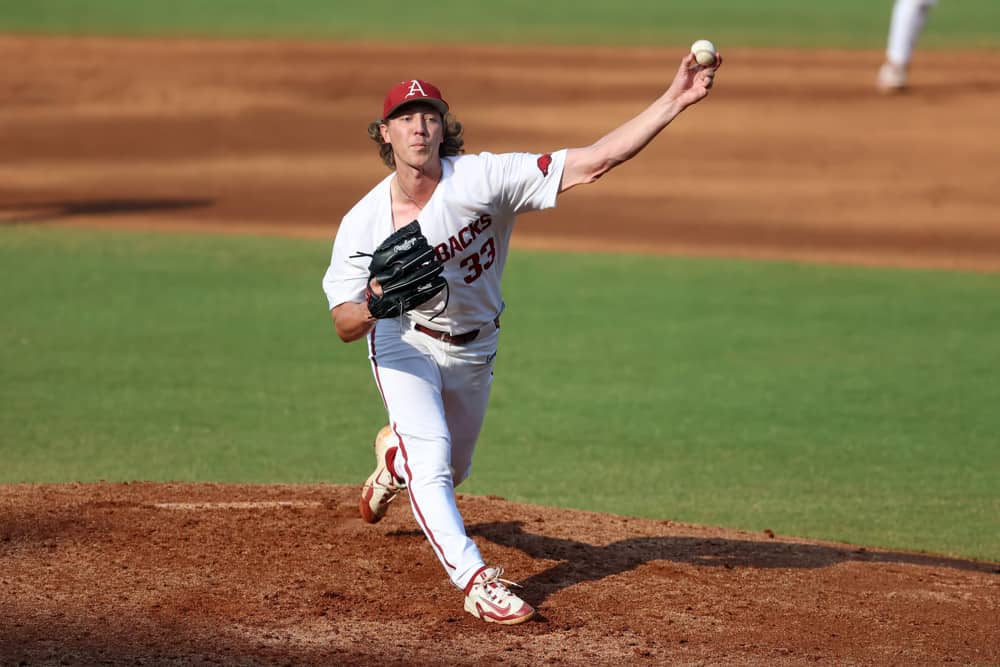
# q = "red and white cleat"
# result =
<box><xmin>463</xmin><ymin>566</ymin><xmax>536</xmax><ymax>625</ymax></box>
<box><xmin>359</xmin><ymin>425</ymin><xmax>405</xmax><ymax>524</ymax></box>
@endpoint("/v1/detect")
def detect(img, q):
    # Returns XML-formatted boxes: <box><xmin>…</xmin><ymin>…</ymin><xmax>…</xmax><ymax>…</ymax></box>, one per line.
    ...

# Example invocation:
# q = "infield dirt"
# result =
<box><xmin>1</xmin><ymin>36</ymin><xmax>998</xmax><ymax>665</ymax></box>
<box><xmin>3</xmin><ymin>36</ymin><xmax>1000</xmax><ymax>270</ymax></box>
<box><xmin>2</xmin><ymin>483</ymin><xmax>998</xmax><ymax>666</ymax></box>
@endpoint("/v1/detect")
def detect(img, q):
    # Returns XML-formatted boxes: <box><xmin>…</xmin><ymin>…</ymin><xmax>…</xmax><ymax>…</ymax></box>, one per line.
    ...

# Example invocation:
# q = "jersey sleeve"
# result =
<box><xmin>322</xmin><ymin>219</ymin><xmax>371</xmax><ymax>311</ymax></box>
<box><xmin>482</xmin><ymin>149</ymin><xmax>567</xmax><ymax>215</ymax></box>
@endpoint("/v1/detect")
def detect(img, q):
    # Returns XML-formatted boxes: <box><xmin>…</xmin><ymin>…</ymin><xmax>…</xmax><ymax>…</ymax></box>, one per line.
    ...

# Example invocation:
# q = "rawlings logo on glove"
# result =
<box><xmin>392</xmin><ymin>237</ymin><xmax>419</xmax><ymax>253</ymax></box>
<box><xmin>354</xmin><ymin>221</ymin><xmax>449</xmax><ymax>320</ymax></box>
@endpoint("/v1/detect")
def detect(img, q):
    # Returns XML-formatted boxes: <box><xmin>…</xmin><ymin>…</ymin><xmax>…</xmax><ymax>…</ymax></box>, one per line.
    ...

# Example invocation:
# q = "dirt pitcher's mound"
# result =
<box><xmin>1</xmin><ymin>483</ymin><xmax>997</xmax><ymax>666</ymax></box>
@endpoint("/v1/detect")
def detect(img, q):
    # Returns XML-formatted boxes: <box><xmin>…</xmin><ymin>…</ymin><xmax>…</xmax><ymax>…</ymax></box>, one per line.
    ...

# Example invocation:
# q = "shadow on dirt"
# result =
<box><xmin>0</xmin><ymin>198</ymin><xmax>214</xmax><ymax>224</ymax></box>
<box><xmin>466</xmin><ymin>520</ymin><xmax>999</xmax><ymax>606</ymax></box>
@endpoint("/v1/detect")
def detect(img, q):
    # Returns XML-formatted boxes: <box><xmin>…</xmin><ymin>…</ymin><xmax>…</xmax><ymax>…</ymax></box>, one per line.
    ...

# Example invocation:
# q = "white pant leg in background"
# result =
<box><xmin>887</xmin><ymin>0</ymin><xmax>937</xmax><ymax>67</ymax></box>
<box><xmin>368</xmin><ymin>318</ymin><xmax>498</xmax><ymax>590</ymax></box>
<box><xmin>443</xmin><ymin>322</ymin><xmax>499</xmax><ymax>487</ymax></box>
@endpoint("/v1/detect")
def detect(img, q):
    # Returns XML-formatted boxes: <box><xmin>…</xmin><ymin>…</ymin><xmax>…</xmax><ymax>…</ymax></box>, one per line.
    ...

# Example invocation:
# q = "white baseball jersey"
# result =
<box><xmin>323</xmin><ymin>149</ymin><xmax>568</xmax><ymax>333</ymax></box>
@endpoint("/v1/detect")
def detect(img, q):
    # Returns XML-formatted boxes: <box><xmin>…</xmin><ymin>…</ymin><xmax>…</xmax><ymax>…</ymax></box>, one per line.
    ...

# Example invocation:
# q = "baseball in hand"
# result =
<box><xmin>690</xmin><ymin>39</ymin><xmax>718</xmax><ymax>67</ymax></box>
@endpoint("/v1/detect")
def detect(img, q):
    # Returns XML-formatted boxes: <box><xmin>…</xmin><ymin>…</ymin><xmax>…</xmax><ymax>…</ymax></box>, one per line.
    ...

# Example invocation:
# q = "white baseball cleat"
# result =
<box><xmin>463</xmin><ymin>566</ymin><xmax>536</xmax><ymax>625</ymax></box>
<box><xmin>877</xmin><ymin>61</ymin><xmax>908</xmax><ymax>93</ymax></box>
<box><xmin>359</xmin><ymin>425</ymin><xmax>406</xmax><ymax>524</ymax></box>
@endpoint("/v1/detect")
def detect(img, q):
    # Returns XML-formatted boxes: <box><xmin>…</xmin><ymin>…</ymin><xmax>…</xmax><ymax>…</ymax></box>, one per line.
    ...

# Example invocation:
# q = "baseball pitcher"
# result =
<box><xmin>322</xmin><ymin>51</ymin><xmax>721</xmax><ymax>625</ymax></box>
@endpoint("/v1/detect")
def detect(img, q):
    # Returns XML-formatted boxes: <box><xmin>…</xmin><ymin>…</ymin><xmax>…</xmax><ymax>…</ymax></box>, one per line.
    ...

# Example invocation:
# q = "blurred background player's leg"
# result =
<box><xmin>878</xmin><ymin>0</ymin><xmax>937</xmax><ymax>92</ymax></box>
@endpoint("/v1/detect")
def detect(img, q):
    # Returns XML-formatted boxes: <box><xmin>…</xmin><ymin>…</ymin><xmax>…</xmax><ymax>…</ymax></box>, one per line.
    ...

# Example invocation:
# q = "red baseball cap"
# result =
<box><xmin>382</xmin><ymin>79</ymin><xmax>449</xmax><ymax>120</ymax></box>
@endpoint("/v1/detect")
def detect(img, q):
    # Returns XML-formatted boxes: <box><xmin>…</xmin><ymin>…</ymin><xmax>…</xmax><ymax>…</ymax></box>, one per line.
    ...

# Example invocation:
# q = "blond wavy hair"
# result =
<box><xmin>367</xmin><ymin>112</ymin><xmax>465</xmax><ymax>169</ymax></box>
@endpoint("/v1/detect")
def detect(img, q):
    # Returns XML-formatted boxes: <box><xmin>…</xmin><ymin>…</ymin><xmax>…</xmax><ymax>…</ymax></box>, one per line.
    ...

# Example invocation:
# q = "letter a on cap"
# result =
<box><xmin>406</xmin><ymin>80</ymin><xmax>427</xmax><ymax>99</ymax></box>
<box><xmin>382</xmin><ymin>79</ymin><xmax>448</xmax><ymax>119</ymax></box>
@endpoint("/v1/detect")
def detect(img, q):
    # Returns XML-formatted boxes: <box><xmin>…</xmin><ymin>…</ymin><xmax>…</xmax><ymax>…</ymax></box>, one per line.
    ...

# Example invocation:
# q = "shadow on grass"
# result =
<box><xmin>461</xmin><ymin>520</ymin><xmax>999</xmax><ymax>607</ymax></box>
<box><xmin>0</xmin><ymin>197</ymin><xmax>214</xmax><ymax>224</ymax></box>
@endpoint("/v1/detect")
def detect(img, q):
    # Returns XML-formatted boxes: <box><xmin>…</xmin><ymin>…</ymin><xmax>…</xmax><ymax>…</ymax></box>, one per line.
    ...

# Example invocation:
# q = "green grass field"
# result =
<box><xmin>2</xmin><ymin>0</ymin><xmax>999</xmax><ymax>564</ymax></box>
<box><xmin>2</xmin><ymin>0</ymin><xmax>1000</xmax><ymax>48</ymax></box>
<box><xmin>2</xmin><ymin>227</ymin><xmax>997</xmax><ymax>561</ymax></box>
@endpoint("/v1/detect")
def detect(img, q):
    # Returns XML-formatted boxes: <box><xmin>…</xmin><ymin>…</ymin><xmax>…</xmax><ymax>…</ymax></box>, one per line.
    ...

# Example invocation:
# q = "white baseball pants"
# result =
<box><xmin>886</xmin><ymin>0</ymin><xmax>938</xmax><ymax>67</ymax></box>
<box><xmin>367</xmin><ymin>316</ymin><xmax>500</xmax><ymax>590</ymax></box>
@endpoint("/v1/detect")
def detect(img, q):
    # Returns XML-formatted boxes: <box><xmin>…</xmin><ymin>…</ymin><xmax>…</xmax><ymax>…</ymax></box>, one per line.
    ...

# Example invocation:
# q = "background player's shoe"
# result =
<box><xmin>463</xmin><ymin>566</ymin><xmax>536</xmax><ymax>625</ymax></box>
<box><xmin>359</xmin><ymin>425</ymin><xmax>405</xmax><ymax>524</ymax></box>
<box><xmin>877</xmin><ymin>62</ymin><xmax>908</xmax><ymax>93</ymax></box>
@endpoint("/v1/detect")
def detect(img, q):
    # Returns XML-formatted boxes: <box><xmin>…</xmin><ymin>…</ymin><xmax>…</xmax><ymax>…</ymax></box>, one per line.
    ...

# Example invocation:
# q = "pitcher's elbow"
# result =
<box><xmin>583</xmin><ymin>164</ymin><xmax>614</xmax><ymax>184</ymax></box>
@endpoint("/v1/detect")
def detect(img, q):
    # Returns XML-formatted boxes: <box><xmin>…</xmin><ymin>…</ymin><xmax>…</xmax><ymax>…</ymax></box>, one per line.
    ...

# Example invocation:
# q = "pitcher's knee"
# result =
<box><xmin>408</xmin><ymin>460</ymin><xmax>454</xmax><ymax>489</ymax></box>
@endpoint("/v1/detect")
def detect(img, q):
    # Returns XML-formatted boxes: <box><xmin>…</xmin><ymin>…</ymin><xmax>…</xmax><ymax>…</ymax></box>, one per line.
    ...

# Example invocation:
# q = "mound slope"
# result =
<box><xmin>1</xmin><ymin>483</ymin><xmax>997</xmax><ymax>666</ymax></box>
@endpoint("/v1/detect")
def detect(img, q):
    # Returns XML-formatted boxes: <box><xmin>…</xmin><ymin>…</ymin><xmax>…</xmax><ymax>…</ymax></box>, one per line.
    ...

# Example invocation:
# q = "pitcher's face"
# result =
<box><xmin>380</xmin><ymin>102</ymin><xmax>444</xmax><ymax>171</ymax></box>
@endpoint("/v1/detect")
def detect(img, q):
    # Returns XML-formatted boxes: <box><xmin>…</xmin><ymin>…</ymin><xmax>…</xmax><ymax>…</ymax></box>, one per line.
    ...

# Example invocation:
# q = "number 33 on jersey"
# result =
<box><xmin>437</xmin><ymin>213</ymin><xmax>495</xmax><ymax>285</ymax></box>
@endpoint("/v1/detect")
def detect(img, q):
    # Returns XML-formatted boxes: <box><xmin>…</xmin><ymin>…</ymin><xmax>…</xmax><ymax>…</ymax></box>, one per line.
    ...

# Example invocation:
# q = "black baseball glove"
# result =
<box><xmin>357</xmin><ymin>221</ymin><xmax>448</xmax><ymax>319</ymax></box>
